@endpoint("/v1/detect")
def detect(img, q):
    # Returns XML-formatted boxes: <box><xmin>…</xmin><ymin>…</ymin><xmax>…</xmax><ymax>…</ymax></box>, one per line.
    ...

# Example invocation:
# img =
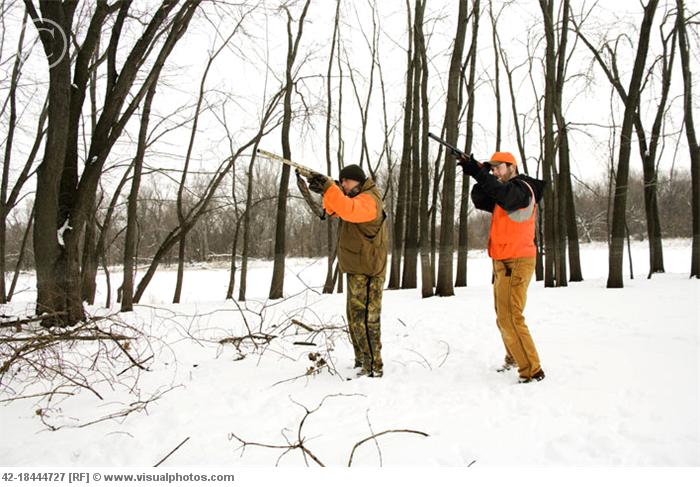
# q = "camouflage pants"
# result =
<box><xmin>346</xmin><ymin>274</ymin><xmax>384</xmax><ymax>375</ymax></box>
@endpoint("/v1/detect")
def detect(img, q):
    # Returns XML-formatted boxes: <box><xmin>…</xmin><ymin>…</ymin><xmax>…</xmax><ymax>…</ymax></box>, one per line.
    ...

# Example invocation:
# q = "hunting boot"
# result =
<box><xmin>496</xmin><ymin>355</ymin><xmax>516</xmax><ymax>373</ymax></box>
<box><xmin>518</xmin><ymin>369</ymin><xmax>546</xmax><ymax>384</ymax></box>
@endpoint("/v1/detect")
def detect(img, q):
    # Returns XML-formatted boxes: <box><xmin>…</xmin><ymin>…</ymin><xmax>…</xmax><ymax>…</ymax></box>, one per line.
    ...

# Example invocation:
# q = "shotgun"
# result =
<box><xmin>428</xmin><ymin>132</ymin><xmax>467</xmax><ymax>160</ymax></box>
<box><xmin>256</xmin><ymin>149</ymin><xmax>319</xmax><ymax>178</ymax></box>
<box><xmin>428</xmin><ymin>132</ymin><xmax>487</xmax><ymax>172</ymax></box>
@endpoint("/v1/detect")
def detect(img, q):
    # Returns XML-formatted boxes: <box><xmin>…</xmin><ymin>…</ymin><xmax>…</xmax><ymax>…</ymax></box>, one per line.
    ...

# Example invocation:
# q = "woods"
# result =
<box><xmin>1</xmin><ymin>1</ymin><xmax>699</xmax><ymax>473</ymax></box>
<box><xmin>0</xmin><ymin>0</ymin><xmax>697</xmax><ymax>317</ymax></box>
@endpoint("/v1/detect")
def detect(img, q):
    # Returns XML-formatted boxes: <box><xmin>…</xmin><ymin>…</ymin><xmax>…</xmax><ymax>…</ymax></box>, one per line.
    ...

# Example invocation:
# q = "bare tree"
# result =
<box><xmin>25</xmin><ymin>0</ymin><xmax>201</xmax><ymax>326</ymax></box>
<box><xmin>676</xmin><ymin>0</ymin><xmax>700</xmax><ymax>278</ymax></box>
<box><xmin>402</xmin><ymin>0</ymin><xmax>421</xmax><ymax>290</ymax></box>
<box><xmin>237</xmin><ymin>148</ymin><xmax>261</xmax><ymax>302</ymax></box>
<box><xmin>436</xmin><ymin>0</ymin><xmax>469</xmax><ymax>297</ymax></box>
<box><xmin>1</xmin><ymin>9</ymin><xmax>45</xmax><ymax>303</ymax></box>
<box><xmin>269</xmin><ymin>0</ymin><xmax>311</xmax><ymax>300</ymax></box>
<box><xmin>539</xmin><ymin>0</ymin><xmax>562</xmax><ymax>288</ymax></box>
<box><xmin>346</xmin><ymin>1</ymin><xmax>378</xmax><ymax>176</ymax></box>
<box><xmin>173</xmin><ymin>19</ymin><xmax>247</xmax><ymax>304</ymax></box>
<box><xmin>416</xmin><ymin>0</ymin><xmax>433</xmax><ymax>297</ymax></box>
<box><xmin>388</xmin><ymin>0</ymin><xmax>414</xmax><ymax>290</ymax></box>
<box><xmin>133</xmin><ymin>89</ymin><xmax>283</xmax><ymax>304</ymax></box>
<box><xmin>120</xmin><ymin>83</ymin><xmax>157</xmax><ymax>312</ymax></box>
<box><xmin>488</xmin><ymin>0</ymin><xmax>502</xmax><ymax>150</ymax></box>
<box><xmin>321</xmin><ymin>0</ymin><xmax>342</xmax><ymax>295</ymax></box>
<box><xmin>575</xmin><ymin>5</ymin><xmax>675</xmax><ymax>280</ymax></box>
<box><xmin>496</xmin><ymin>40</ymin><xmax>529</xmax><ymax>175</ymax></box>
<box><xmin>455</xmin><ymin>0</ymin><xmax>480</xmax><ymax>288</ymax></box>
<box><xmin>592</xmin><ymin>0</ymin><xmax>659</xmax><ymax>288</ymax></box>
<box><xmin>553</xmin><ymin>0</ymin><xmax>572</xmax><ymax>286</ymax></box>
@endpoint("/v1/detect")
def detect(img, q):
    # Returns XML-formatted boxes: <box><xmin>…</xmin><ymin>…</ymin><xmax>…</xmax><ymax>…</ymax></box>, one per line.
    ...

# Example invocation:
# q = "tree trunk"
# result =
<box><xmin>101</xmin><ymin>241</ymin><xmax>112</xmax><ymax>308</ymax></box>
<box><xmin>402</xmin><ymin>13</ymin><xmax>421</xmax><ymax>290</ymax></box>
<box><xmin>429</xmin><ymin>131</ymin><xmax>444</xmax><ymax>287</ymax></box>
<box><xmin>26</xmin><ymin>0</ymin><xmax>198</xmax><ymax>325</ymax></box>
<box><xmin>269</xmin><ymin>0</ymin><xmax>311</xmax><ymax>299</ymax></box>
<box><xmin>553</xmin><ymin>0</ymin><xmax>571</xmax><ymax>287</ymax></box>
<box><xmin>226</xmin><ymin>170</ymin><xmax>241</xmax><ymax>300</ymax></box>
<box><xmin>238</xmin><ymin>148</ymin><xmax>259</xmax><ymax>302</ymax></box>
<box><xmin>436</xmin><ymin>0</ymin><xmax>469</xmax><ymax>297</ymax></box>
<box><xmin>0</xmin><ymin>11</ymin><xmax>30</xmax><ymax>303</ymax></box>
<box><xmin>389</xmin><ymin>0</ymin><xmax>414</xmax><ymax>290</ymax></box>
<box><xmin>539</xmin><ymin>0</ymin><xmax>558</xmax><ymax>288</ymax></box>
<box><xmin>489</xmin><ymin>0</ymin><xmax>502</xmax><ymax>150</ymax></box>
<box><xmin>676</xmin><ymin>0</ymin><xmax>700</xmax><ymax>278</ymax></box>
<box><xmin>322</xmin><ymin>0</ymin><xmax>341</xmax><ymax>294</ymax></box>
<box><xmin>8</xmin><ymin>204</ymin><xmax>34</xmax><ymax>301</ymax></box>
<box><xmin>415</xmin><ymin>0</ymin><xmax>432</xmax><ymax>298</ymax></box>
<box><xmin>638</xmin><ymin>70</ymin><xmax>668</xmax><ymax>279</ymax></box>
<box><xmin>29</xmin><ymin>1</ymin><xmax>78</xmax><ymax>324</ymax></box>
<box><xmin>607</xmin><ymin>0</ymin><xmax>659</xmax><ymax>288</ymax></box>
<box><xmin>173</xmin><ymin>20</ymin><xmax>235</xmax><ymax>303</ymax></box>
<box><xmin>121</xmin><ymin>82</ymin><xmax>156</xmax><ymax>312</ymax></box>
<box><xmin>566</xmin><ymin>172</ymin><xmax>583</xmax><ymax>281</ymax></box>
<box><xmin>173</xmin><ymin>232</ymin><xmax>187</xmax><ymax>303</ymax></box>
<box><xmin>80</xmin><ymin>198</ymin><xmax>99</xmax><ymax>304</ymax></box>
<box><xmin>455</xmin><ymin>0</ymin><xmax>480</xmax><ymax>287</ymax></box>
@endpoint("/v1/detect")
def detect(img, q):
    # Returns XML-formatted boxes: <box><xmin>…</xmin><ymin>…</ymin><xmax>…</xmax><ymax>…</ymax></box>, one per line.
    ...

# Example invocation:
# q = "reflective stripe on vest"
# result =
<box><xmin>488</xmin><ymin>181</ymin><xmax>537</xmax><ymax>260</ymax></box>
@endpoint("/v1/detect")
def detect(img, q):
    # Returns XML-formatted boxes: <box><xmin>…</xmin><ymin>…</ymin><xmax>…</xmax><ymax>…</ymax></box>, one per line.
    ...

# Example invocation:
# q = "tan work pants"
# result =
<box><xmin>492</xmin><ymin>257</ymin><xmax>542</xmax><ymax>379</ymax></box>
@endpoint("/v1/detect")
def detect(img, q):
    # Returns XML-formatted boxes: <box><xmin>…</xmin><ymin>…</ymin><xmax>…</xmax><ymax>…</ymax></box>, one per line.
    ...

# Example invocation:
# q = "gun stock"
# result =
<box><xmin>256</xmin><ymin>149</ymin><xmax>318</xmax><ymax>178</ymax></box>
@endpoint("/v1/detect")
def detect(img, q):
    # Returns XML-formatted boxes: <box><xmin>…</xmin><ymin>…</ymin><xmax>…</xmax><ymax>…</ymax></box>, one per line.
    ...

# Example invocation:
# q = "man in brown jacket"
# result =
<box><xmin>307</xmin><ymin>165</ymin><xmax>388</xmax><ymax>378</ymax></box>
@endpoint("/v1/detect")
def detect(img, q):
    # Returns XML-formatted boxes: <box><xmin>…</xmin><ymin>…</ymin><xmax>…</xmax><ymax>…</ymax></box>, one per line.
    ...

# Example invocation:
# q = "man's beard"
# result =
<box><xmin>498</xmin><ymin>169</ymin><xmax>515</xmax><ymax>183</ymax></box>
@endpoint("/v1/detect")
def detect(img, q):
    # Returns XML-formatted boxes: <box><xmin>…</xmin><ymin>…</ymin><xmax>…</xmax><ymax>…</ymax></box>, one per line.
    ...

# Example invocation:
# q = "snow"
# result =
<box><xmin>56</xmin><ymin>218</ymin><xmax>72</xmax><ymax>247</ymax></box>
<box><xmin>1</xmin><ymin>239</ymin><xmax>699</xmax><ymax>469</ymax></box>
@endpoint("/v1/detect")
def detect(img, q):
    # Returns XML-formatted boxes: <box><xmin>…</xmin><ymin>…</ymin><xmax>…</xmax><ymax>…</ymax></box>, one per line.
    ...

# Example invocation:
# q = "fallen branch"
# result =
<box><xmin>229</xmin><ymin>394</ymin><xmax>363</xmax><ymax>466</ymax></box>
<box><xmin>154</xmin><ymin>436</ymin><xmax>191</xmax><ymax>467</ymax></box>
<box><xmin>228</xmin><ymin>394</ymin><xmax>428</xmax><ymax>466</ymax></box>
<box><xmin>291</xmin><ymin>319</ymin><xmax>315</xmax><ymax>332</ymax></box>
<box><xmin>347</xmin><ymin>429</ymin><xmax>429</xmax><ymax>466</ymax></box>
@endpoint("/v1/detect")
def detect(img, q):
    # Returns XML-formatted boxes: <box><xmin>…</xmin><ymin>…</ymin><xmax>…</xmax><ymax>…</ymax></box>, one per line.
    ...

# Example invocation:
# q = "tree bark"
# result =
<box><xmin>675</xmin><ymin>0</ymin><xmax>699</xmax><ymax>278</ymax></box>
<box><xmin>539</xmin><ymin>0</ymin><xmax>558</xmax><ymax>288</ymax></box>
<box><xmin>0</xmin><ymin>11</ymin><xmax>30</xmax><ymax>303</ymax></box>
<box><xmin>402</xmin><ymin>6</ymin><xmax>421</xmax><ymax>290</ymax></box>
<box><xmin>388</xmin><ymin>0</ymin><xmax>414</xmax><ymax>290</ymax></box>
<box><xmin>269</xmin><ymin>0</ymin><xmax>311</xmax><ymax>299</ymax></box>
<box><xmin>121</xmin><ymin>81</ymin><xmax>156</xmax><ymax>312</ymax></box>
<box><xmin>436</xmin><ymin>0</ymin><xmax>469</xmax><ymax>297</ymax></box>
<box><xmin>322</xmin><ymin>0</ymin><xmax>341</xmax><ymax>294</ymax></box>
<box><xmin>26</xmin><ymin>0</ymin><xmax>198</xmax><ymax>325</ymax></box>
<box><xmin>455</xmin><ymin>0</ymin><xmax>480</xmax><ymax>287</ymax></box>
<box><xmin>607</xmin><ymin>0</ymin><xmax>659</xmax><ymax>288</ymax></box>
<box><xmin>415</xmin><ymin>0</ymin><xmax>432</xmax><ymax>297</ymax></box>
<box><xmin>553</xmin><ymin>0</ymin><xmax>571</xmax><ymax>287</ymax></box>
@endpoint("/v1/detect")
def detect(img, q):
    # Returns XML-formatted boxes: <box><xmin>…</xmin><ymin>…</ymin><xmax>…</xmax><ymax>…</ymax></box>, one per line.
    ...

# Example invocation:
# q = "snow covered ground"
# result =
<box><xmin>1</xmin><ymin>239</ymin><xmax>699</xmax><ymax>468</ymax></box>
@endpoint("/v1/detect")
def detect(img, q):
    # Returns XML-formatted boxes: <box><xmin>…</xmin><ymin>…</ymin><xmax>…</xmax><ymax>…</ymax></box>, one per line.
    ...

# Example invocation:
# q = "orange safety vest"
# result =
<box><xmin>488</xmin><ymin>181</ymin><xmax>537</xmax><ymax>260</ymax></box>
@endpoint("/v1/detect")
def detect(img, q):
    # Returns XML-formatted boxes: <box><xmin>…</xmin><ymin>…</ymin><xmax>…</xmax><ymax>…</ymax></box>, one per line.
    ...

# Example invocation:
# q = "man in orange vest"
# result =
<box><xmin>458</xmin><ymin>151</ymin><xmax>546</xmax><ymax>383</ymax></box>
<box><xmin>307</xmin><ymin>165</ymin><xmax>388</xmax><ymax>378</ymax></box>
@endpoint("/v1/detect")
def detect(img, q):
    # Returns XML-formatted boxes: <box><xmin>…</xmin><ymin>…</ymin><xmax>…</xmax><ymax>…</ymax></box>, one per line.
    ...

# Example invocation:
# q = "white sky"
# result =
<box><xmin>1</xmin><ymin>0</ymin><xmax>698</xmax><ymax>218</ymax></box>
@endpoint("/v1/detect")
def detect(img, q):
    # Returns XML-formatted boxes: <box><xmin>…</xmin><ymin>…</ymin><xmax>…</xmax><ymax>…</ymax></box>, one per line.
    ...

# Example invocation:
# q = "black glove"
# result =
<box><xmin>308</xmin><ymin>172</ymin><xmax>330</xmax><ymax>195</ymax></box>
<box><xmin>457</xmin><ymin>153</ymin><xmax>482</xmax><ymax>177</ymax></box>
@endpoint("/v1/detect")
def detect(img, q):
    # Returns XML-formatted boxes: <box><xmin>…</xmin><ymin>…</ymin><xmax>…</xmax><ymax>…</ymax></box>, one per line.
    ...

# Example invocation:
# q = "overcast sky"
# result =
<box><xmin>2</xmin><ymin>0</ymin><xmax>697</xmax><ymax>214</ymax></box>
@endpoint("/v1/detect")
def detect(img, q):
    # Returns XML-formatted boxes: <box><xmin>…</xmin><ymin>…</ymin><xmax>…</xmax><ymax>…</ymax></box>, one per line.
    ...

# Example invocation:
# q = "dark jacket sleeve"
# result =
<box><xmin>471</xmin><ymin>167</ymin><xmax>531</xmax><ymax>212</ymax></box>
<box><xmin>522</xmin><ymin>175</ymin><xmax>546</xmax><ymax>204</ymax></box>
<box><xmin>471</xmin><ymin>183</ymin><xmax>496</xmax><ymax>213</ymax></box>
